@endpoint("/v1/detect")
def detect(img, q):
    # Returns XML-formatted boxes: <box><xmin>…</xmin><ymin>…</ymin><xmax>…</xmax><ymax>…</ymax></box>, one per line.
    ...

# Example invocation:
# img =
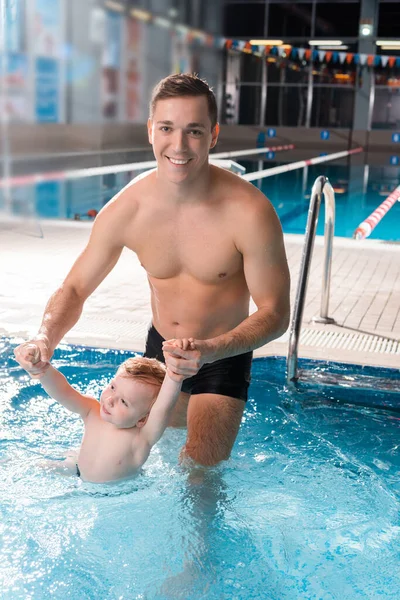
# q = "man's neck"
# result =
<box><xmin>158</xmin><ymin>162</ymin><xmax>213</xmax><ymax>203</ymax></box>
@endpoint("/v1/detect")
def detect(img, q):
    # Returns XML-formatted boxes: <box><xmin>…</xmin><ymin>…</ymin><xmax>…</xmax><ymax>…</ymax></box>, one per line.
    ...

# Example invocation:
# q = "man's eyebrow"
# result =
<box><xmin>156</xmin><ymin>120</ymin><xmax>206</xmax><ymax>129</ymax></box>
<box><xmin>187</xmin><ymin>122</ymin><xmax>206</xmax><ymax>129</ymax></box>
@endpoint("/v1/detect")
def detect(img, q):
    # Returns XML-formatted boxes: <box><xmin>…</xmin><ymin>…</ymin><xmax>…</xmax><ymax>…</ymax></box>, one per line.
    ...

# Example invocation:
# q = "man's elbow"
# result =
<box><xmin>275</xmin><ymin>303</ymin><xmax>291</xmax><ymax>337</ymax></box>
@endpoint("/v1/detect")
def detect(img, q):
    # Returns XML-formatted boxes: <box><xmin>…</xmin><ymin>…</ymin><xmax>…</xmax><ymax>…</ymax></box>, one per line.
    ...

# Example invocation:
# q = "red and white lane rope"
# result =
<box><xmin>353</xmin><ymin>184</ymin><xmax>400</xmax><ymax>240</ymax></box>
<box><xmin>0</xmin><ymin>145</ymin><xmax>294</xmax><ymax>189</ymax></box>
<box><xmin>212</xmin><ymin>144</ymin><xmax>294</xmax><ymax>159</ymax></box>
<box><xmin>242</xmin><ymin>147</ymin><xmax>363</xmax><ymax>182</ymax></box>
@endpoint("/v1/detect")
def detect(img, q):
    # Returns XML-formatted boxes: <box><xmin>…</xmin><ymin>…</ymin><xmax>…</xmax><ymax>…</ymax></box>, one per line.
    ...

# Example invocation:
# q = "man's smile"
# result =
<box><xmin>166</xmin><ymin>156</ymin><xmax>192</xmax><ymax>165</ymax></box>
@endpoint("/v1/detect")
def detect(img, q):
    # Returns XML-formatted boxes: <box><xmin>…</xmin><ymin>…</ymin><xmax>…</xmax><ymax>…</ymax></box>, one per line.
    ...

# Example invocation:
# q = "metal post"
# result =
<box><xmin>305</xmin><ymin>0</ymin><xmax>316</xmax><ymax>128</ymax></box>
<box><xmin>313</xmin><ymin>182</ymin><xmax>336</xmax><ymax>324</ymax></box>
<box><xmin>287</xmin><ymin>176</ymin><xmax>336</xmax><ymax>382</ymax></box>
<box><xmin>259</xmin><ymin>0</ymin><xmax>269</xmax><ymax>127</ymax></box>
<box><xmin>0</xmin><ymin>0</ymin><xmax>12</xmax><ymax>215</ymax></box>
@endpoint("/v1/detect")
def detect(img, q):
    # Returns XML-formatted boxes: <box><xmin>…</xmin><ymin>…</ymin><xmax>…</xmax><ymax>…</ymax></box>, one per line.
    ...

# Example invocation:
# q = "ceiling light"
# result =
<box><xmin>376</xmin><ymin>40</ymin><xmax>400</xmax><ymax>46</ymax></box>
<box><xmin>380</xmin><ymin>46</ymin><xmax>400</xmax><ymax>51</ymax></box>
<box><xmin>360</xmin><ymin>24</ymin><xmax>373</xmax><ymax>37</ymax></box>
<box><xmin>105</xmin><ymin>0</ymin><xmax>124</xmax><ymax>12</ymax></box>
<box><xmin>249</xmin><ymin>40</ymin><xmax>283</xmax><ymax>46</ymax></box>
<box><xmin>318</xmin><ymin>45</ymin><xmax>348</xmax><ymax>51</ymax></box>
<box><xmin>309</xmin><ymin>40</ymin><xmax>343</xmax><ymax>46</ymax></box>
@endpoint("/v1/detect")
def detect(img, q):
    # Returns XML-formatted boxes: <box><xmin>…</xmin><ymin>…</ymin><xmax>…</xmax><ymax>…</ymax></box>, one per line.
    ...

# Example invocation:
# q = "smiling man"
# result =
<box><xmin>15</xmin><ymin>74</ymin><xmax>290</xmax><ymax>467</ymax></box>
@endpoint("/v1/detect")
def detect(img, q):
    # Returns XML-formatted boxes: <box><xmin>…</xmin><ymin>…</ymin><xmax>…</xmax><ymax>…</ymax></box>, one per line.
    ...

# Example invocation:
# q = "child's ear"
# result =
<box><xmin>137</xmin><ymin>414</ymin><xmax>149</xmax><ymax>428</ymax></box>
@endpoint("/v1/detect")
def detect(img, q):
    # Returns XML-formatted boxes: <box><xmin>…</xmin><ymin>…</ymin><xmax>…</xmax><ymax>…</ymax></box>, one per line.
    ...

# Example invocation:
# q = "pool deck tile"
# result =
<box><xmin>1</xmin><ymin>220</ymin><xmax>399</xmax><ymax>369</ymax></box>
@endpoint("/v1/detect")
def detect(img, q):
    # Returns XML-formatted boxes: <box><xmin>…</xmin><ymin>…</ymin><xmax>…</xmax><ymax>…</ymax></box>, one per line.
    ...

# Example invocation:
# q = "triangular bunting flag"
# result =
<box><xmin>318</xmin><ymin>50</ymin><xmax>325</xmax><ymax>62</ymax></box>
<box><xmin>359</xmin><ymin>54</ymin><xmax>367</xmax><ymax>65</ymax></box>
<box><xmin>297</xmin><ymin>48</ymin><xmax>305</xmax><ymax>60</ymax></box>
<box><xmin>237</xmin><ymin>40</ymin><xmax>246</xmax><ymax>51</ymax></box>
<box><xmin>346</xmin><ymin>53</ymin><xmax>353</xmax><ymax>64</ymax></box>
<box><xmin>381</xmin><ymin>55</ymin><xmax>389</xmax><ymax>67</ymax></box>
<box><xmin>389</xmin><ymin>56</ymin><xmax>396</xmax><ymax>68</ymax></box>
<box><xmin>339</xmin><ymin>52</ymin><xmax>347</xmax><ymax>64</ymax></box>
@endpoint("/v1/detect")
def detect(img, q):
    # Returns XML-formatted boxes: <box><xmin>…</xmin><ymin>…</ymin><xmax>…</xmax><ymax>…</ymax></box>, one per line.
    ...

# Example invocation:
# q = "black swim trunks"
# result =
<box><xmin>76</xmin><ymin>463</ymin><xmax>81</xmax><ymax>477</ymax></box>
<box><xmin>144</xmin><ymin>325</ymin><xmax>252</xmax><ymax>402</ymax></box>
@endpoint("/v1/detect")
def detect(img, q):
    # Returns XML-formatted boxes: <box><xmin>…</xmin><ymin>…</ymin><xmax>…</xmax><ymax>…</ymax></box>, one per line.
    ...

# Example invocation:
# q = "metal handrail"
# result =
<box><xmin>287</xmin><ymin>176</ymin><xmax>336</xmax><ymax>383</ymax></box>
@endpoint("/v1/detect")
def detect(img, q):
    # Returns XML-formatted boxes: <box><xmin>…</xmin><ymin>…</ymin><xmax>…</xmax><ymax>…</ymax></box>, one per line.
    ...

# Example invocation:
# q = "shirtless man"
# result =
<box><xmin>15</xmin><ymin>73</ymin><xmax>290</xmax><ymax>467</ymax></box>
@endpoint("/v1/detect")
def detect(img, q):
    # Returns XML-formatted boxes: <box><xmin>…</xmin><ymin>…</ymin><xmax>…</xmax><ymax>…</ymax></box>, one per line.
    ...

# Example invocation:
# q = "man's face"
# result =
<box><xmin>148</xmin><ymin>95</ymin><xmax>219</xmax><ymax>184</ymax></box>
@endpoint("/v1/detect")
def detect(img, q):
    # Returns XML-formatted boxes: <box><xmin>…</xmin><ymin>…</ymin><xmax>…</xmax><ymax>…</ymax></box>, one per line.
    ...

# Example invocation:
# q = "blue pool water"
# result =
<box><xmin>1</xmin><ymin>339</ymin><xmax>400</xmax><ymax>599</ymax></box>
<box><xmin>255</xmin><ymin>161</ymin><xmax>400</xmax><ymax>241</ymax></box>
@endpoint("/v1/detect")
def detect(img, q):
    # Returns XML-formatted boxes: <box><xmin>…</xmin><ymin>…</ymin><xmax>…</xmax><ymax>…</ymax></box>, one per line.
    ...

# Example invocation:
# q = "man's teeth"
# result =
<box><xmin>168</xmin><ymin>157</ymin><xmax>189</xmax><ymax>165</ymax></box>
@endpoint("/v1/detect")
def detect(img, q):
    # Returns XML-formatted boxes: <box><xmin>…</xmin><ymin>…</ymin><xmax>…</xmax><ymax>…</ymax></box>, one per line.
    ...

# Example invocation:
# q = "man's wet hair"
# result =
<box><xmin>150</xmin><ymin>73</ymin><xmax>218</xmax><ymax>130</ymax></box>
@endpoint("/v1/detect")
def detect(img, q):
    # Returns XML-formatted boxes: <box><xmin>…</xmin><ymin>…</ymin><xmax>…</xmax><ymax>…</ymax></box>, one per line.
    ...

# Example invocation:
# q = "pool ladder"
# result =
<box><xmin>287</xmin><ymin>175</ymin><xmax>336</xmax><ymax>383</ymax></box>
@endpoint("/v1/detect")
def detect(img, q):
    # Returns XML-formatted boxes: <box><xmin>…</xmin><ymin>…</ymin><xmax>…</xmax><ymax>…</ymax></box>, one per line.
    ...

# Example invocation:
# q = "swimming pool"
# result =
<box><xmin>1</xmin><ymin>338</ymin><xmax>399</xmax><ymax>599</ymax></box>
<box><xmin>6</xmin><ymin>155</ymin><xmax>399</xmax><ymax>242</ymax></box>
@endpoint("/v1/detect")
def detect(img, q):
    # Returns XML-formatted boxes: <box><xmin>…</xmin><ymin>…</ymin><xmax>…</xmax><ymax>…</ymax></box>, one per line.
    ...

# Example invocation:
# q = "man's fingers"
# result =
<box><xmin>25</xmin><ymin>344</ymin><xmax>40</xmax><ymax>364</ymax></box>
<box><xmin>162</xmin><ymin>344</ymin><xmax>194</xmax><ymax>358</ymax></box>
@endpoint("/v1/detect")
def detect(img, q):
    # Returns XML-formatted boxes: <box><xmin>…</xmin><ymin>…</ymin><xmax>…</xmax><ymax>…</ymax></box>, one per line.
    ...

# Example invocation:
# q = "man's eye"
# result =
<box><xmin>121</xmin><ymin>399</ymin><xmax>128</xmax><ymax>407</ymax></box>
<box><xmin>160</xmin><ymin>126</ymin><xmax>170</xmax><ymax>132</ymax></box>
<box><xmin>190</xmin><ymin>130</ymin><xmax>202</xmax><ymax>136</ymax></box>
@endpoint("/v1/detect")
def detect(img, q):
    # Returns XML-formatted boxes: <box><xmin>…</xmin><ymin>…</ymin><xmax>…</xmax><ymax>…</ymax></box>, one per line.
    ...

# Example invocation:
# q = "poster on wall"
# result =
<box><xmin>101</xmin><ymin>10</ymin><xmax>122</xmax><ymax>120</ymax></box>
<box><xmin>33</xmin><ymin>0</ymin><xmax>63</xmax><ymax>123</ymax></box>
<box><xmin>0</xmin><ymin>53</ymin><xmax>28</xmax><ymax>121</ymax></box>
<box><xmin>125</xmin><ymin>18</ymin><xmax>146</xmax><ymax>122</ymax></box>
<box><xmin>33</xmin><ymin>0</ymin><xmax>62</xmax><ymax>58</ymax></box>
<box><xmin>35</xmin><ymin>57</ymin><xmax>59</xmax><ymax>122</ymax></box>
<box><xmin>5</xmin><ymin>0</ymin><xmax>23</xmax><ymax>52</ymax></box>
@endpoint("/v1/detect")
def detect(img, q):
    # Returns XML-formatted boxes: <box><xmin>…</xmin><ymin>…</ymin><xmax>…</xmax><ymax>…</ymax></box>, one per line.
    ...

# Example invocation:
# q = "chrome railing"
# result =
<box><xmin>287</xmin><ymin>176</ymin><xmax>336</xmax><ymax>383</ymax></box>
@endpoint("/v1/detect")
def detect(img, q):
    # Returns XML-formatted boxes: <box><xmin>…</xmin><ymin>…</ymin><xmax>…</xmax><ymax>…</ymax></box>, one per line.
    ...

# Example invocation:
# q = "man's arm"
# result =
<box><xmin>163</xmin><ymin>190</ymin><xmax>290</xmax><ymax>370</ymax></box>
<box><xmin>14</xmin><ymin>196</ymin><xmax>132</xmax><ymax>371</ymax></box>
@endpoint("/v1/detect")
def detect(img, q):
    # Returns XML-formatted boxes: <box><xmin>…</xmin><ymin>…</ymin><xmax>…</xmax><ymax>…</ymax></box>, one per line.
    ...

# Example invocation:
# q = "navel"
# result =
<box><xmin>218</xmin><ymin>272</ymin><xmax>227</xmax><ymax>278</ymax></box>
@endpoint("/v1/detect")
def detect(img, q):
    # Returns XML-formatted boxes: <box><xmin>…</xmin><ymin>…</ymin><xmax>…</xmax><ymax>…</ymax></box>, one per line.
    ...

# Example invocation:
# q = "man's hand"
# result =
<box><xmin>162</xmin><ymin>338</ymin><xmax>215</xmax><ymax>380</ymax></box>
<box><xmin>14</xmin><ymin>336</ymin><xmax>52</xmax><ymax>379</ymax></box>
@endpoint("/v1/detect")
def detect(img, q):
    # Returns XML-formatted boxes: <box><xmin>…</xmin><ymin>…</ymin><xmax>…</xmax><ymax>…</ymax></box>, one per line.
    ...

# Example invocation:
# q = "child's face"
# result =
<box><xmin>99</xmin><ymin>370</ymin><xmax>157</xmax><ymax>429</ymax></box>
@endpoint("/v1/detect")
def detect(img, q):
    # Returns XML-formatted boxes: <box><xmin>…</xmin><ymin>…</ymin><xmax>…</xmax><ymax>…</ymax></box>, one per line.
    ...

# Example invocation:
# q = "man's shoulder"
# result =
<box><xmin>211</xmin><ymin>165</ymin><xmax>272</xmax><ymax>211</ymax></box>
<box><xmin>100</xmin><ymin>169</ymin><xmax>156</xmax><ymax>216</ymax></box>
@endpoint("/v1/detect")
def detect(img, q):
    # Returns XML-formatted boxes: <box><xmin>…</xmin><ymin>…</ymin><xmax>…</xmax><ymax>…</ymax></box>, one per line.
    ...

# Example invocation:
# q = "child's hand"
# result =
<box><xmin>14</xmin><ymin>342</ymin><xmax>50</xmax><ymax>379</ymax></box>
<box><xmin>163</xmin><ymin>338</ymin><xmax>196</xmax><ymax>353</ymax></box>
<box><xmin>163</xmin><ymin>338</ymin><xmax>196</xmax><ymax>382</ymax></box>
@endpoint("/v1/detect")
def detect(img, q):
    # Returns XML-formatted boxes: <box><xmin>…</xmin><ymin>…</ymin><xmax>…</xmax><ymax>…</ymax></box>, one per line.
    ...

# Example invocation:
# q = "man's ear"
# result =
<box><xmin>147</xmin><ymin>118</ymin><xmax>153</xmax><ymax>145</ymax></box>
<box><xmin>210</xmin><ymin>123</ymin><xmax>220</xmax><ymax>149</ymax></box>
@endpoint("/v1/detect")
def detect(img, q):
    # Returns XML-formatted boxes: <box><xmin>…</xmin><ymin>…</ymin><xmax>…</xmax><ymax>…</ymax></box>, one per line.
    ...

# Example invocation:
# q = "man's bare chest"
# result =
<box><xmin>126</xmin><ymin>210</ymin><xmax>242</xmax><ymax>283</ymax></box>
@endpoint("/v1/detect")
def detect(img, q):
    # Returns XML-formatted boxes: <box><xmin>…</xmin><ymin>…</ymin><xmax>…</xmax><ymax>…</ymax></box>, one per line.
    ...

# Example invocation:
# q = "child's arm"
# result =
<box><xmin>140</xmin><ymin>338</ymin><xmax>194</xmax><ymax>447</ymax></box>
<box><xmin>39</xmin><ymin>365</ymin><xmax>97</xmax><ymax>418</ymax></box>
<box><xmin>14</xmin><ymin>343</ymin><xmax>96</xmax><ymax>418</ymax></box>
<box><xmin>140</xmin><ymin>373</ymin><xmax>182</xmax><ymax>447</ymax></box>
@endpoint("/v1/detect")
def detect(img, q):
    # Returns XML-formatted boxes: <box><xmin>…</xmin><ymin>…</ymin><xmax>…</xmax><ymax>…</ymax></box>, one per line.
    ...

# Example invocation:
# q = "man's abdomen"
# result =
<box><xmin>149</xmin><ymin>274</ymin><xmax>250</xmax><ymax>340</ymax></box>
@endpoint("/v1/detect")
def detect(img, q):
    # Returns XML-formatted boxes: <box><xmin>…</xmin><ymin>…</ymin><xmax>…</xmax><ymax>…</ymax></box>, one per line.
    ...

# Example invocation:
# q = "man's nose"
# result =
<box><xmin>171</xmin><ymin>130</ymin><xmax>187</xmax><ymax>153</ymax></box>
